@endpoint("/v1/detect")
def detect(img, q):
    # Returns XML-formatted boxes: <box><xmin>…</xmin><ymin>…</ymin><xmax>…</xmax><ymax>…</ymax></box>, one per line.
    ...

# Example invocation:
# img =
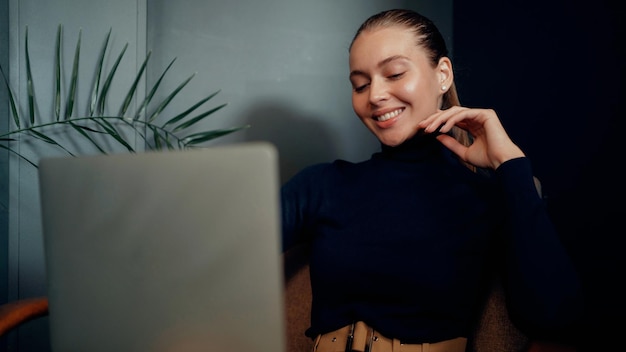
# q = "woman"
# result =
<box><xmin>281</xmin><ymin>9</ymin><xmax>582</xmax><ymax>352</ymax></box>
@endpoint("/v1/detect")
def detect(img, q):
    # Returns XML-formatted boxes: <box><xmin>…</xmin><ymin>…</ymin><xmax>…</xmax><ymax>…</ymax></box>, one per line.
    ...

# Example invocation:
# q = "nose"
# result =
<box><xmin>369</xmin><ymin>78</ymin><xmax>389</xmax><ymax>104</ymax></box>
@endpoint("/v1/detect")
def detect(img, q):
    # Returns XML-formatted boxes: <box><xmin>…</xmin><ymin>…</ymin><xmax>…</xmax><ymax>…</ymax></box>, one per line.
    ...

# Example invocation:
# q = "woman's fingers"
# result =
<box><xmin>419</xmin><ymin>107</ymin><xmax>480</xmax><ymax>134</ymax></box>
<box><xmin>420</xmin><ymin>106</ymin><xmax>524</xmax><ymax>169</ymax></box>
<box><xmin>435</xmin><ymin>133</ymin><xmax>466</xmax><ymax>157</ymax></box>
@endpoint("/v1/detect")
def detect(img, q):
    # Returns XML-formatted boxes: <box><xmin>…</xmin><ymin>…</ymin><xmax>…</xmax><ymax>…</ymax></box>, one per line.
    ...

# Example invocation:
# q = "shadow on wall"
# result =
<box><xmin>242</xmin><ymin>101</ymin><xmax>339</xmax><ymax>184</ymax></box>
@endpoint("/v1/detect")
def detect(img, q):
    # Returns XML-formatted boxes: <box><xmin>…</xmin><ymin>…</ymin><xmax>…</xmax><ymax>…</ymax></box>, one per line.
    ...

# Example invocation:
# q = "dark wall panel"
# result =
<box><xmin>453</xmin><ymin>1</ymin><xmax>624</xmax><ymax>350</ymax></box>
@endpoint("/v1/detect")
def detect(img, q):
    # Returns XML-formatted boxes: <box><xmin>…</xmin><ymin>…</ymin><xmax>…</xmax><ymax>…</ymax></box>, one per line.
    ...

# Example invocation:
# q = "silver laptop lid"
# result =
<box><xmin>38</xmin><ymin>142</ymin><xmax>285</xmax><ymax>352</ymax></box>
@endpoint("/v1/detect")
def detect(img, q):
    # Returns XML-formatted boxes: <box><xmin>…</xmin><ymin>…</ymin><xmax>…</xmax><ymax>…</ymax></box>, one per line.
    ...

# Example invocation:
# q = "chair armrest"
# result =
<box><xmin>0</xmin><ymin>297</ymin><xmax>49</xmax><ymax>336</ymax></box>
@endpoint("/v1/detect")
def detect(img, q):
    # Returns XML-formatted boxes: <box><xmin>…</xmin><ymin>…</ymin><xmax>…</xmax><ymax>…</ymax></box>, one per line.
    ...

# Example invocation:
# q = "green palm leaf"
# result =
<box><xmin>65</xmin><ymin>28</ymin><xmax>81</xmax><ymax>120</ymax></box>
<box><xmin>182</xmin><ymin>126</ymin><xmax>249</xmax><ymax>147</ymax></box>
<box><xmin>25</xmin><ymin>26</ymin><xmax>36</xmax><ymax>125</ymax></box>
<box><xmin>0</xmin><ymin>65</ymin><xmax>22</xmax><ymax>128</ymax></box>
<box><xmin>134</xmin><ymin>56</ymin><xmax>175</xmax><ymax>121</ymax></box>
<box><xmin>147</xmin><ymin>72</ymin><xmax>195</xmax><ymax>123</ymax></box>
<box><xmin>162</xmin><ymin>90</ymin><xmax>220</xmax><ymax>128</ymax></box>
<box><xmin>89</xmin><ymin>28</ymin><xmax>111</xmax><ymax>116</ymax></box>
<box><xmin>54</xmin><ymin>25</ymin><xmax>62</xmax><ymax>121</ymax></box>
<box><xmin>173</xmin><ymin>103</ymin><xmax>228</xmax><ymax>132</ymax></box>
<box><xmin>119</xmin><ymin>51</ymin><xmax>151</xmax><ymax>117</ymax></box>
<box><xmin>1</xmin><ymin>26</ymin><xmax>246</xmax><ymax>168</ymax></box>
<box><xmin>0</xmin><ymin>144</ymin><xmax>37</xmax><ymax>167</ymax></box>
<box><xmin>68</xmin><ymin>122</ymin><xmax>107</xmax><ymax>154</ymax></box>
<box><xmin>97</xmin><ymin>43</ymin><xmax>128</xmax><ymax>115</ymax></box>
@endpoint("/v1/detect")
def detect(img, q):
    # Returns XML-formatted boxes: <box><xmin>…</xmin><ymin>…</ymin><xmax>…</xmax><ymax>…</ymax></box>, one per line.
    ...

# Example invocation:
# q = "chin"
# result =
<box><xmin>370</xmin><ymin>124</ymin><xmax>416</xmax><ymax>147</ymax></box>
<box><xmin>377</xmin><ymin>134</ymin><xmax>408</xmax><ymax>147</ymax></box>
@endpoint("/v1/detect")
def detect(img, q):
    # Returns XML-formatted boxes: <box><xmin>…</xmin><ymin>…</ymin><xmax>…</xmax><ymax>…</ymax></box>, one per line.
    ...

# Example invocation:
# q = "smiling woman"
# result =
<box><xmin>280</xmin><ymin>8</ymin><xmax>583</xmax><ymax>351</ymax></box>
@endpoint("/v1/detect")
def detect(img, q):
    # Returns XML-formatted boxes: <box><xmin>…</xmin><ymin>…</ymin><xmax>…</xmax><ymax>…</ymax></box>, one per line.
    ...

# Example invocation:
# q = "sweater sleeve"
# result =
<box><xmin>280</xmin><ymin>163</ymin><xmax>329</xmax><ymax>252</ymax></box>
<box><xmin>495</xmin><ymin>157</ymin><xmax>583</xmax><ymax>341</ymax></box>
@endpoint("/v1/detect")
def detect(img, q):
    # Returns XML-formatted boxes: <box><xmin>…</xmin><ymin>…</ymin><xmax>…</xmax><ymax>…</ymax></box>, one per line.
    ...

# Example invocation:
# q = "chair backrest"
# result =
<box><xmin>284</xmin><ymin>244</ymin><xmax>314</xmax><ymax>352</ymax></box>
<box><xmin>468</xmin><ymin>278</ymin><xmax>529</xmax><ymax>351</ymax></box>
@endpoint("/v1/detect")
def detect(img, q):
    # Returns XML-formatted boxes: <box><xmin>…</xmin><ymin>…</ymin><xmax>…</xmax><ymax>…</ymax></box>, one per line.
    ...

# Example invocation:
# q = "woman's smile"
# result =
<box><xmin>374</xmin><ymin>107</ymin><xmax>405</xmax><ymax>122</ymax></box>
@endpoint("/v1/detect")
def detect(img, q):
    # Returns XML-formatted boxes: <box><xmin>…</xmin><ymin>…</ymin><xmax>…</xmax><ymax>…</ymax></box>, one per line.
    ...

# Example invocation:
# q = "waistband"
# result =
<box><xmin>312</xmin><ymin>321</ymin><xmax>467</xmax><ymax>352</ymax></box>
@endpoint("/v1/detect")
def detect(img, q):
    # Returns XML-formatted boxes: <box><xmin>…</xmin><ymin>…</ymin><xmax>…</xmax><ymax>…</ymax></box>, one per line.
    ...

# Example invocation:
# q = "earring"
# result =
<box><xmin>441</xmin><ymin>85</ymin><xmax>447</xmax><ymax>91</ymax></box>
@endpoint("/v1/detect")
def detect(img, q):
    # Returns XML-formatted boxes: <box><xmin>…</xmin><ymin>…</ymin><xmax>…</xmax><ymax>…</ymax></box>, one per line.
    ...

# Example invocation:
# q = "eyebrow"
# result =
<box><xmin>349</xmin><ymin>55</ymin><xmax>410</xmax><ymax>79</ymax></box>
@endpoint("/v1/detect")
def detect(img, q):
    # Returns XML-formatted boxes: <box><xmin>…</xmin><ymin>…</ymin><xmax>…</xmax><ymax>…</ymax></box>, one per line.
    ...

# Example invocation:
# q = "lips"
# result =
<box><xmin>373</xmin><ymin>108</ymin><xmax>404</xmax><ymax>122</ymax></box>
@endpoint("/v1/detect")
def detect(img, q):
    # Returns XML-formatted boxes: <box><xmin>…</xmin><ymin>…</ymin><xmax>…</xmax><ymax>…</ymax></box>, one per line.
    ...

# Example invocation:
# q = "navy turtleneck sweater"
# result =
<box><xmin>280</xmin><ymin>133</ymin><xmax>582</xmax><ymax>343</ymax></box>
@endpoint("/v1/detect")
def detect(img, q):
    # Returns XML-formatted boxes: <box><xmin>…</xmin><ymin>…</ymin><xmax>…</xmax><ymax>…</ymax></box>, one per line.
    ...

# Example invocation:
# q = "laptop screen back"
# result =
<box><xmin>38</xmin><ymin>142</ymin><xmax>285</xmax><ymax>352</ymax></box>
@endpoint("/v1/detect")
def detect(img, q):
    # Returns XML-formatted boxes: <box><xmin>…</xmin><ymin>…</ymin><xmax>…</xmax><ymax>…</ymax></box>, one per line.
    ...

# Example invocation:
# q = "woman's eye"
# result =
<box><xmin>389</xmin><ymin>72</ymin><xmax>404</xmax><ymax>80</ymax></box>
<box><xmin>353</xmin><ymin>83</ymin><xmax>369</xmax><ymax>93</ymax></box>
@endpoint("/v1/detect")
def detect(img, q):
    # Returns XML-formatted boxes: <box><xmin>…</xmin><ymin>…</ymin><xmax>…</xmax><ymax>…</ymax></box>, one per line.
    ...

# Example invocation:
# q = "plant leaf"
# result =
<box><xmin>182</xmin><ymin>125</ymin><xmax>249</xmax><ymax>146</ymax></box>
<box><xmin>147</xmin><ymin>72</ymin><xmax>195</xmax><ymax>123</ymax></box>
<box><xmin>173</xmin><ymin>103</ymin><xmax>228</xmax><ymax>132</ymax></box>
<box><xmin>89</xmin><ymin>28</ymin><xmax>111</xmax><ymax>116</ymax></box>
<box><xmin>27</xmin><ymin>129</ymin><xmax>76</xmax><ymax>157</ymax></box>
<box><xmin>0</xmin><ymin>144</ymin><xmax>38</xmax><ymax>167</ymax></box>
<box><xmin>148</xmin><ymin>125</ymin><xmax>175</xmax><ymax>150</ymax></box>
<box><xmin>65</xmin><ymin>28</ymin><xmax>81</xmax><ymax>119</ymax></box>
<box><xmin>94</xmin><ymin>116</ymin><xmax>118</xmax><ymax>135</ymax></box>
<box><xmin>119</xmin><ymin>51</ymin><xmax>150</xmax><ymax>117</ymax></box>
<box><xmin>25</xmin><ymin>26</ymin><xmax>36</xmax><ymax>125</ymax></box>
<box><xmin>97</xmin><ymin>43</ymin><xmax>128</xmax><ymax>115</ymax></box>
<box><xmin>149</xmin><ymin>125</ymin><xmax>162</xmax><ymax>149</ymax></box>
<box><xmin>4</xmin><ymin>26</ymin><xmax>246</xmax><ymax>168</ymax></box>
<box><xmin>133</xmin><ymin>57</ymin><xmax>176</xmax><ymax>121</ymax></box>
<box><xmin>28</xmin><ymin>129</ymin><xmax>58</xmax><ymax>144</ymax></box>
<box><xmin>162</xmin><ymin>90</ymin><xmax>220</xmax><ymax>128</ymax></box>
<box><xmin>0</xmin><ymin>64</ymin><xmax>22</xmax><ymax>128</ymax></box>
<box><xmin>68</xmin><ymin>121</ymin><xmax>107</xmax><ymax>154</ymax></box>
<box><xmin>54</xmin><ymin>25</ymin><xmax>62</xmax><ymax>121</ymax></box>
<box><xmin>92</xmin><ymin>118</ymin><xmax>134</xmax><ymax>152</ymax></box>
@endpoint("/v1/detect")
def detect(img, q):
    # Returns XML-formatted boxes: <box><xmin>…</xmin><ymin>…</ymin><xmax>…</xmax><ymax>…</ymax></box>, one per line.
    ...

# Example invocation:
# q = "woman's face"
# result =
<box><xmin>349</xmin><ymin>26</ymin><xmax>451</xmax><ymax>146</ymax></box>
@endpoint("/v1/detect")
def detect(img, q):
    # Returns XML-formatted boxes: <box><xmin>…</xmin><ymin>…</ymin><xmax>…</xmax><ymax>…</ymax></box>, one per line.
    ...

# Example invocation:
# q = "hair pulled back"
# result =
<box><xmin>350</xmin><ymin>9</ymin><xmax>471</xmax><ymax>147</ymax></box>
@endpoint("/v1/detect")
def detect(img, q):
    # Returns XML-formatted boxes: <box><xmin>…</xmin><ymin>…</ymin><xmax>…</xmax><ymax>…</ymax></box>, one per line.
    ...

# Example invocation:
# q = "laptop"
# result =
<box><xmin>38</xmin><ymin>142</ymin><xmax>286</xmax><ymax>352</ymax></box>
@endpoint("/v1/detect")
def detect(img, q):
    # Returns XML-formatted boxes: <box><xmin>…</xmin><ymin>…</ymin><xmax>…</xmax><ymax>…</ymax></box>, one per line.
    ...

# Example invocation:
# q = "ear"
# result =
<box><xmin>437</xmin><ymin>57</ymin><xmax>453</xmax><ymax>92</ymax></box>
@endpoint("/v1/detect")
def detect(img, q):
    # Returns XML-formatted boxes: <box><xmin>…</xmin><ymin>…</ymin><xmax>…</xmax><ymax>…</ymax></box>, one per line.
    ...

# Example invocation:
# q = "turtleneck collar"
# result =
<box><xmin>374</xmin><ymin>132</ymin><xmax>448</xmax><ymax>162</ymax></box>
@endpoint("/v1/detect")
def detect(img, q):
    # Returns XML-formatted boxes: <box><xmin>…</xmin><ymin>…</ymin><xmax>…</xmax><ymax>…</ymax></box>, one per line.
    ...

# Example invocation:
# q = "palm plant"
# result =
<box><xmin>0</xmin><ymin>25</ymin><xmax>247</xmax><ymax>167</ymax></box>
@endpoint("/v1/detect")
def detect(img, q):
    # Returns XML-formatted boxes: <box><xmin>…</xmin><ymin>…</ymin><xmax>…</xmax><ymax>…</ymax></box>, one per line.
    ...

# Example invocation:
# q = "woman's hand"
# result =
<box><xmin>418</xmin><ymin>106</ymin><xmax>525</xmax><ymax>170</ymax></box>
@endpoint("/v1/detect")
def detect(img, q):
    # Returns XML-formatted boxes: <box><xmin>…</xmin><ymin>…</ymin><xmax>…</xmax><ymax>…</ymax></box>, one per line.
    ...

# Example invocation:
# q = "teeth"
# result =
<box><xmin>376</xmin><ymin>108</ymin><xmax>403</xmax><ymax>122</ymax></box>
